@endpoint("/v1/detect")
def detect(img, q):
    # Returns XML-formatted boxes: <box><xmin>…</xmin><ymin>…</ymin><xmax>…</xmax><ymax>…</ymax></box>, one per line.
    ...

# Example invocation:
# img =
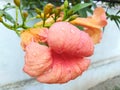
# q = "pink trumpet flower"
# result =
<box><xmin>23</xmin><ymin>22</ymin><xmax>94</xmax><ymax>84</ymax></box>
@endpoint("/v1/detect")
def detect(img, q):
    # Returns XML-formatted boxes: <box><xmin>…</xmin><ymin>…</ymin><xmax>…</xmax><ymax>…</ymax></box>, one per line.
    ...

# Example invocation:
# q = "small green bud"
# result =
<box><xmin>69</xmin><ymin>15</ymin><xmax>78</xmax><ymax>21</ymax></box>
<box><xmin>40</xmin><ymin>13</ymin><xmax>45</xmax><ymax>19</ymax></box>
<box><xmin>35</xmin><ymin>8</ymin><xmax>41</xmax><ymax>15</ymax></box>
<box><xmin>67</xmin><ymin>10</ymin><xmax>73</xmax><ymax>16</ymax></box>
<box><xmin>60</xmin><ymin>4</ymin><xmax>64</xmax><ymax>10</ymax></box>
<box><xmin>14</xmin><ymin>0</ymin><xmax>20</xmax><ymax>7</ymax></box>
<box><xmin>36</xmin><ymin>14</ymin><xmax>41</xmax><ymax>18</ymax></box>
<box><xmin>64</xmin><ymin>0</ymin><xmax>69</xmax><ymax>8</ymax></box>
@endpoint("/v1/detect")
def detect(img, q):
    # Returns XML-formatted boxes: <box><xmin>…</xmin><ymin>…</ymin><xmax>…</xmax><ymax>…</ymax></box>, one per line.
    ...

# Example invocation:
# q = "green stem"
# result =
<box><xmin>54</xmin><ymin>14</ymin><xmax>57</xmax><ymax>22</ymax></box>
<box><xmin>25</xmin><ymin>16</ymin><xmax>37</xmax><ymax>23</ymax></box>
<box><xmin>43</xmin><ymin>15</ymin><xmax>46</xmax><ymax>27</ymax></box>
<box><xmin>14</xmin><ymin>6</ymin><xmax>19</xmax><ymax>30</ymax></box>
<box><xmin>19</xmin><ymin>6</ymin><xmax>26</xmax><ymax>27</ymax></box>
<box><xmin>19</xmin><ymin>6</ymin><xmax>29</xmax><ymax>29</ymax></box>
<box><xmin>63</xmin><ymin>9</ymin><xmax>68</xmax><ymax>21</ymax></box>
<box><xmin>19</xmin><ymin>7</ymin><xmax>24</xmax><ymax>24</ymax></box>
<box><xmin>2</xmin><ymin>21</ymin><xmax>21</xmax><ymax>36</ymax></box>
<box><xmin>2</xmin><ymin>21</ymin><xmax>14</xmax><ymax>30</ymax></box>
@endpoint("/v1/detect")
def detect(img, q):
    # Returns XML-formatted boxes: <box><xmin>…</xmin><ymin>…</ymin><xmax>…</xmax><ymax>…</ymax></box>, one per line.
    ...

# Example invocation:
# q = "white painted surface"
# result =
<box><xmin>91</xmin><ymin>19</ymin><xmax>120</xmax><ymax>62</ymax></box>
<box><xmin>0</xmin><ymin>1</ymin><xmax>120</xmax><ymax>90</ymax></box>
<box><xmin>0</xmin><ymin>24</ymin><xmax>30</xmax><ymax>85</ymax></box>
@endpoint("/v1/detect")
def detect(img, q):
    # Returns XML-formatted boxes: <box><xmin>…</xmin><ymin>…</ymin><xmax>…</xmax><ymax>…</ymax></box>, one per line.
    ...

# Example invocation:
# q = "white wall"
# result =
<box><xmin>0</xmin><ymin>1</ymin><xmax>120</xmax><ymax>90</ymax></box>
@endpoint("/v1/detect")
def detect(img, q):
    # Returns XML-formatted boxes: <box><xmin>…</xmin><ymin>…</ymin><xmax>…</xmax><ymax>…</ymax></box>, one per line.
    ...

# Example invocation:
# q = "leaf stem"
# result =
<box><xmin>2</xmin><ymin>21</ymin><xmax>21</xmax><ymax>36</ymax></box>
<box><xmin>14</xmin><ymin>6</ymin><xmax>19</xmax><ymax>30</ymax></box>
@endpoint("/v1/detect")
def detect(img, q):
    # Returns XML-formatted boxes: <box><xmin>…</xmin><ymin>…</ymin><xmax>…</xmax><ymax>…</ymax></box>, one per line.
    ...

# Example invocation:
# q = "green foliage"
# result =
<box><xmin>0</xmin><ymin>3</ymin><xmax>16</xmax><ymax>23</ymax></box>
<box><xmin>70</xmin><ymin>3</ymin><xmax>92</xmax><ymax>14</ymax></box>
<box><xmin>3</xmin><ymin>11</ymin><xmax>16</xmax><ymax>24</ymax></box>
<box><xmin>106</xmin><ymin>10</ymin><xmax>120</xmax><ymax>30</ymax></box>
<box><xmin>0</xmin><ymin>0</ymin><xmax>120</xmax><ymax>34</ymax></box>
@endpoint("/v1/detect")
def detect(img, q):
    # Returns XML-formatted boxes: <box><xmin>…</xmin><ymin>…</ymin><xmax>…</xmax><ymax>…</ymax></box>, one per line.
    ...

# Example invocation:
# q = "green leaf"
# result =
<box><xmin>3</xmin><ymin>11</ymin><xmax>15</xmax><ymax>24</ymax></box>
<box><xmin>70</xmin><ymin>3</ymin><xmax>92</xmax><ymax>14</ymax></box>
<box><xmin>87</xmin><ymin>8</ymin><xmax>93</xmax><ymax>14</ymax></box>
<box><xmin>114</xmin><ymin>19</ymin><xmax>120</xmax><ymax>30</ymax></box>
<box><xmin>3</xmin><ymin>4</ymin><xmax>15</xmax><ymax>11</ymax></box>
<box><xmin>78</xmin><ymin>9</ymin><xmax>87</xmax><ymax>17</ymax></box>
<box><xmin>77</xmin><ymin>26</ymin><xmax>84</xmax><ymax>30</ymax></box>
<box><xmin>116</xmin><ymin>10</ymin><xmax>120</xmax><ymax>15</ymax></box>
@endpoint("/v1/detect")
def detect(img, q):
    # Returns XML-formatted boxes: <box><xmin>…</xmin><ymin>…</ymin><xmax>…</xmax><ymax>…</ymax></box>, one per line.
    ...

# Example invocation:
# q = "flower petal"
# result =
<box><xmin>20</xmin><ymin>28</ymin><xmax>48</xmax><ymax>50</ymax></box>
<box><xmin>37</xmin><ymin>52</ymin><xmax>90</xmax><ymax>84</ymax></box>
<box><xmin>85</xmin><ymin>28</ymin><xmax>102</xmax><ymax>44</ymax></box>
<box><xmin>70</xmin><ymin>7</ymin><xmax>107</xmax><ymax>29</ymax></box>
<box><xmin>48</xmin><ymin>22</ymin><xmax>94</xmax><ymax>57</ymax></box>
<box><xmin>23</xmin><ymin>42</ymin><xmax>52</xmax><ymax>77</ymax></box>
<box><xmin>37</xmin><ymin>52</ymin><xmax>62</xmax><ymax>84</ymax></box>
<box><xmin>92</xmin><ymin>7</ymin><xmax>107</xmax><ymax>27</ymax></box>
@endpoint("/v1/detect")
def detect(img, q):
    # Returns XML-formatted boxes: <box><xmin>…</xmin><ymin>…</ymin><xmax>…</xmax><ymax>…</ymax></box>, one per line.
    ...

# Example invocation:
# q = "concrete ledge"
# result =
<box><xmin>89</xmin><ymin>76</ymin><xmax>120</xmax><ymax>90</ymax></box>
<box><xmin>0</xmin><ymin>79</ymin><xmax>43</xmax><ymax>90</ymax></box>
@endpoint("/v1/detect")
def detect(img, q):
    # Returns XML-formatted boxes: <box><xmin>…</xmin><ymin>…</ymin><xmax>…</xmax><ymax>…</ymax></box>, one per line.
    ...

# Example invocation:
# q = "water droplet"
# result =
<box><xmin>70</xmin><ymin>29</ymin><xmax>75</xmax><ymax>34</ymax></box>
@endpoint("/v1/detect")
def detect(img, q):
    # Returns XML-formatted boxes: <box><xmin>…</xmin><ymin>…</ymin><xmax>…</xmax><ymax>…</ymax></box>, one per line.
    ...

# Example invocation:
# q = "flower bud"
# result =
<box><xmin>36</xmin><ymin>14</ymin><xmax>41</xmax><ymax>18</ymax></box>
<box><xmin>60</xmin><ymin>5</ymin><xmax>64</xmax><ymax>10</ymax></box>
<box><xmin>23</xmin><ymin>12</ymin><xmax>28</xmax><ymax>18</ymax></box>
<box><xmin>44</xmin><ymin>3</ymin><xmax>54</xmax><ymax>16</ymax></box>
<box><xmin>69</xmin><ymin>15</ymin><xmax>78</xmax><ymax>21</ymax></box>
<box><xmin>0</xmin><ymin>17</ymin><xmax>3</xmax><ymax>22</ymax></box>
<box><xmin>64</xmin><ymin>0</ymin><xmax>69</xmax><ymax>8</ymax></box>
<box><xmin>40</xmin><ymin>13</ymin><xmax>44</xmax><ymax>19</ymax></box>
<box><xmin>54</xmin><ymin>7</ymin><xmax>61</xmax><ymax>16</ymax></box>
<box><xmin>14</xmin><ymin>0</ymin><xmax>20</xmax><ymax>7</ymax></box>
<box><xmin>35</xmin><ymin>8</ymin><xmax>41</xmax><ymax>15</ymax></box>
<box><xmin>67</xmin><ymin>10</ymin><xmax>73</xmax><ymax>16</ymax></box>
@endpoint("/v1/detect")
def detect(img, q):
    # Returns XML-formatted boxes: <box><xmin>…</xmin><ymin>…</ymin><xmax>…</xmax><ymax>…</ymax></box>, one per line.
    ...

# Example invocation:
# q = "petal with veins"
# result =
<box><xmin>23</xmin><ymin>42</ymin><xmax>52</xmax><ymax>77</ymax></box>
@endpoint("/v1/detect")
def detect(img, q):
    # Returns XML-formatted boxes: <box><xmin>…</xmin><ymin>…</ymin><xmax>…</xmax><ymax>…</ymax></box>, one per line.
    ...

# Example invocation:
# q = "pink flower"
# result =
<box><xmin>23</xmin><ymin>22</ymin><xmax>94</xmax><ymax>84</ymax></box>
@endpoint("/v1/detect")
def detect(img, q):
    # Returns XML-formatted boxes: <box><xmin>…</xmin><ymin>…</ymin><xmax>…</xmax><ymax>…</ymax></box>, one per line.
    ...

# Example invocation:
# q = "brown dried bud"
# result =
<box><xmin>23</xmin><ymin>12</ymin><xmax>28</xmax><ymax>18</ymax></box>
<box><xmin>54</xmin><ymin>7</ymin><xmax>61</xmax><ymax>16</ymax></box>
<box><xmin>14</xmin><ymin>0</ymin><xmax>20</xmax><ymax>7</ymax></box>
<box><xmin>0</xmin><ymin>17</ymin><xmax>3</xmax><ymax>22</ymax></box>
